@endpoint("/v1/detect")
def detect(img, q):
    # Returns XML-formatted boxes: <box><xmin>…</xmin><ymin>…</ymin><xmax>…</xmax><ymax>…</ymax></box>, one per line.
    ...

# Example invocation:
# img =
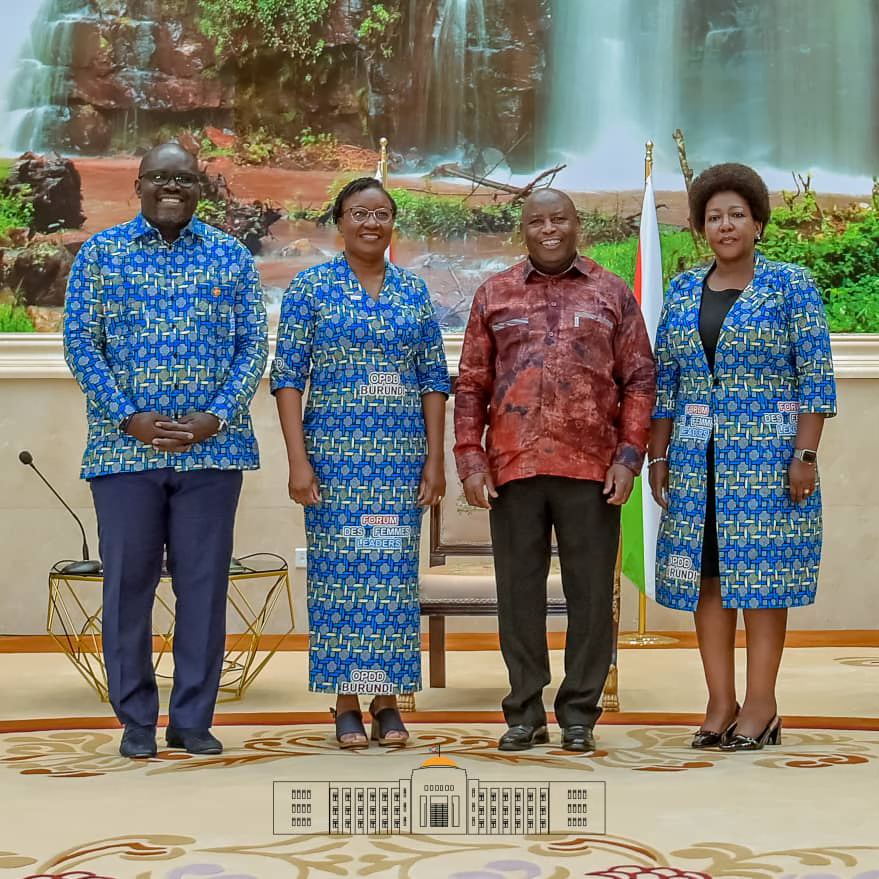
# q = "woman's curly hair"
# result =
<box><xmin>688</xmin><ymin>163</ymin><xmax>770</xmax><ymax>234</ymax></box>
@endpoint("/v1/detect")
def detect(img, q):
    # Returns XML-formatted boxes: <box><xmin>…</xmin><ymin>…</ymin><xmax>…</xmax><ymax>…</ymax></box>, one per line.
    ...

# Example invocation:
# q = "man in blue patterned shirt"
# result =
<box><xmin>64</xmin><ymin>143</ymin><xmax>268</xmax><ymax>758</ymax></box>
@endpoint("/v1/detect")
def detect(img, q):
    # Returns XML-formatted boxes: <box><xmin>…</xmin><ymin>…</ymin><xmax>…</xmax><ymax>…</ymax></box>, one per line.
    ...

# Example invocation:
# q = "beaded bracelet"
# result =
<box><xmin>647</xmin><ymin>456</ymin><xmax>668</xmax><ymax>467</ymax></box>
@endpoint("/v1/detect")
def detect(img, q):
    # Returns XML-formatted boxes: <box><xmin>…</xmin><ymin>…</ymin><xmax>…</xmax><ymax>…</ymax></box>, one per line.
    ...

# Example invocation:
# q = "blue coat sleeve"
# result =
<box><xmin>652</xmin><ymin>276</ymin><xmax>681</xmax><ymax>420</ymax></box>
<box><xmin>414</xmin><ymin>279</ymin><xmax>451</xmax><ymax>396</ymax></box>
<box><xmin>271</xmin><ymin>272</ymin><xmax>316</xmax><ymax>394</ymax></box>
<box><xmin>62</xmin><ymin>240</ymin><xmax>137</xmax><ymax>425</ymax></box>
<box><xmin>786</xmin><ymin>268</ymin><xmax>837</xmax><ymax>416</ymax></box>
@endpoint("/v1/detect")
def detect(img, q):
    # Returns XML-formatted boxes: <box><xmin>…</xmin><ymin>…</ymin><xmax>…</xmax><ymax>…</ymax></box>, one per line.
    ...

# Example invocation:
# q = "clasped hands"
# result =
<box><xmin>125</xmin><ymin>411</ymin><xmax>221</xmax><ymax>453</ymax></box>
<box><xmin>463</xmin><ymin>463</ymin><xmax>635</xmax><ymax>509</ymax></box>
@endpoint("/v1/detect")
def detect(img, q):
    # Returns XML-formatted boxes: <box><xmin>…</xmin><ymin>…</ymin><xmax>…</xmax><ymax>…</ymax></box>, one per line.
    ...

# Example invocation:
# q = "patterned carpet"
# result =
<box><xmin>4</xmin><ymin>723</ymin><xmax>879</xmax><ymax>879</ymax></box>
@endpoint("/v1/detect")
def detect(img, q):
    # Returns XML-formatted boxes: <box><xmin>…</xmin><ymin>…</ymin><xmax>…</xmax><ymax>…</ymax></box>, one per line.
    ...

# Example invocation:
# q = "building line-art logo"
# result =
<box><xmin>273</xmin><ymin>746</ymin><xmax>606</xmax><ymax>836</ymax></box>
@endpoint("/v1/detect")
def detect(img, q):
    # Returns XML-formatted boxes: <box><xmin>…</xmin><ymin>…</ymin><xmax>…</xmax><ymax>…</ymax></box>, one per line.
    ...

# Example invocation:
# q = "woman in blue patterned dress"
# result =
<box><xmin>272</xmin><ymin>178</ymin><xmax>450</xmax><ymax>748</ymax></box>
<box><xmin>648</xmin><ymin>164</ymin><xmax>837</xmax><ymax>751</ymax></box>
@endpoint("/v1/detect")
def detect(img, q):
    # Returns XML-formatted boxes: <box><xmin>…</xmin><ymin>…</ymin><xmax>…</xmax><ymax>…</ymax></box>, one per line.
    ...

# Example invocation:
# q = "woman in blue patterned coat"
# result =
<box><xmin>648</xmin><ymin>164</ymin><xmax>837</xmax><ymax>751</ymax></box>
<box><xmin>272</xmin><ymin>178</ymin><xmax>450</xmax><ymax>749</ymax></box>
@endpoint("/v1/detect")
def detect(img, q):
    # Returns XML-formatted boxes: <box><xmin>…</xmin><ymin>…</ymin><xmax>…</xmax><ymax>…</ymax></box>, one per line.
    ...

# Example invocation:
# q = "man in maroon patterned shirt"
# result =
<box><xmin>454</xmin><ymin>188</ymin><xmax>655</xmax><ymax>753</ymax></box>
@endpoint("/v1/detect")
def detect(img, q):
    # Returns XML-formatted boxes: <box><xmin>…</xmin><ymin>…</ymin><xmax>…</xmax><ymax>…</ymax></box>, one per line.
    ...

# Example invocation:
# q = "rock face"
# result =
<box><xmin>14</xmin><ymin>0</ymin><xmax>548</xmax><ymax>165</ymax></box>
<box><xmin>6</xmin><ymin>152</ymin><xmax>86</xmax><ymax>233</ymax></box>
<box><xmin>1</xmin><ymin>242</ymin><xmax>74</xmax><ymax>307</ymax></box>
<box><xmin>11</xmin><ymin>0</ymin><xmax>232</xmax><ymax>154</ymax></box>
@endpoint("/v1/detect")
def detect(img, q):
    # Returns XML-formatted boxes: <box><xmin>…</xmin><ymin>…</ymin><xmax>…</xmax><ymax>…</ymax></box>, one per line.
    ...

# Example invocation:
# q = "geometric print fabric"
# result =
<box><xmin>652</xmin><ymin>254</ymin><xmax>837</xmax><ymax>610</ymax></box>
<box><xmin>271</xmin><ymin>254</ymin><xmax>451</xmax><ymax>693</ymax></box>
<box><xmin>63</xmin><ymin>213</ymin><xmax>268</xmax><ymax>478</ymax></box>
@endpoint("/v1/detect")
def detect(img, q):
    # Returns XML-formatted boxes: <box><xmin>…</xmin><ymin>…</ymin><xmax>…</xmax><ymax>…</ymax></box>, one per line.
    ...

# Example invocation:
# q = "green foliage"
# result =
<box><xmin>0</xmin><ymin>302</ymin><xmax>35</xmax><ymax>333</ymax></box>
<box><xmin>238</xmin><ymin>127</ymin><xmax>286</xmax><ymax>165</ymax></box>
<box><xmin>577</xmin><ymin>208</ymin><xmax>636</xmax><ymax>245</ymax></box>
<box><xmin>297</xmin><ymin>127</ymin><xmax>336</xmax><ymax>149</ymax></box>
<box><xmin>0</xmin><ymin>186</ymin><xmax>34</xmax><ymax>238</ymax></box>
<box><xmin>196</xmin><ymin>199</ymin><xmax>227</xmax><ymax>227</ymax></box>
<box><xmin>389</xmin><ymin>189</ymin><xmax>520</xmax><ymax>239</ymax></box>
<box><xmin>587</xmin><ymin>229</ymin><xmax>704</xmax><ymax>289</ymax></box>
<box><xmin>200</xmin><ymin>136</ymin><xmax>234</xmax><ymax>160</ymax></box>
<box><xmin>823</xmin><ymin>279</ymin><xmax>879</xmax><ymax>333</ymax></box>
<box><xmin>196</xmin><ymin>0</ymin><xmax>332</xmax><ymax>65</ymax></box>
<box><xmin>0</xmin><ymin>159</ymin><xmax>13</xmax><ymax>186</ymax></box>
<box><xmin>357</xmin><ymin>2</ymin><xmax>402</xmax><ymax>59</ymax></box>
<box><xmin>588</xmin><ymin>188</ymin><xmax>879</xmax><ymax>333</ymax></box>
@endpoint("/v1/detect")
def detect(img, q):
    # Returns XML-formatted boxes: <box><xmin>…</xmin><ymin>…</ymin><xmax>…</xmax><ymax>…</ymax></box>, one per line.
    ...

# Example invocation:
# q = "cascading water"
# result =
<box><xmin>0</xmin><ymin>0</ymin><xmax>90</xmax><ymax>154</ymax></box>
<box><xmin>0</xmin><ymin>0</ymin><xmax>162</xmax><ymax>155</ymax></box>
<box><xmin>428</xmin><ymin>0</ymin><xmax>488</xmax><ymax>154</ymax></box>
<box><xmin>545</xmin><ymin>0</ymin><xmax>877</xmax><ymax>191</ymax></box>
<box><xmin>0</xmin><ymin>0</ymin><xmax>50</xmax><ymax>153</ymax></box>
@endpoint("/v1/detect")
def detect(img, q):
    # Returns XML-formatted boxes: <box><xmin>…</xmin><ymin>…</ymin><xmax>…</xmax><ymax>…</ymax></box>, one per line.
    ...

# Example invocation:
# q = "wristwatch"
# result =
<box><xmin>792</xmin><ymin>448</ymin><xmax>818</xmax><ymax>464</ymax></box>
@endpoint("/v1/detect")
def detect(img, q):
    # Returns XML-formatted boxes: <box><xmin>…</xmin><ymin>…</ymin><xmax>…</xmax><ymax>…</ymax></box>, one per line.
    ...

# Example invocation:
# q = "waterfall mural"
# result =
<box><xmin>1</xmin><ymin>0</ymin><xmax>877</xmax><ymax>334</ymax></box>
<box><xmin>0</xmin><ymin>0</ymin><xmax>46</xmax><ymax>152</ymax></box>
<box><xmin>427</xmin><ymin>0</ymin><xmax>487</xmax><ymax>153</ymax></box>
<box><xmin>544</xmin><ymin>0</ymin><xmax>877</xmax><ymax>190</ymax></box>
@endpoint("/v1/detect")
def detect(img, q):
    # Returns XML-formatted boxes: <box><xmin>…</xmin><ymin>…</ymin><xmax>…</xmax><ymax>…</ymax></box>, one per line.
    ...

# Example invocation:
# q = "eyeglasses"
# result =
<box><xmin>139</xmin><ymin>171</ymin><xmax>201</xmax><ymax>188</ymax></box>
<box><xmin>345</xmin><ymin>207</ymin><xmax>394</xmax><ymax>224</ymax></box>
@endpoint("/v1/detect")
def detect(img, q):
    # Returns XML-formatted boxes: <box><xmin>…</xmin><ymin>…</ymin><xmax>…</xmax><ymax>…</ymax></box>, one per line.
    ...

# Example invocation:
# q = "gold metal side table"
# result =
<box><xmin>47</xmin><ymin>553</ymin><xmax>294</xmax><ymax>703</ymax></box>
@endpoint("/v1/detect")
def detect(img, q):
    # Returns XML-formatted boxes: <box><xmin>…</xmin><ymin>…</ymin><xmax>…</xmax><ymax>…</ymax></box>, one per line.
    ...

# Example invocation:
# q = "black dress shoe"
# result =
<box><xmin>692</xmin><ymin>703</ymin><xmax>740</xmax><ymax>749</ymax></box>
<box><xmin>561</xmin><ymin>725</ymin><xmax>596</xmax><ymax>753</ymax></box>
<box><xmin>720</xmin><ymin>716</ymin><xmax>782</xmax><ymax>752</ymax></box>
<box><xmin>119</xmin><ymin>724</ymin><xmax>157</xmax><ymax>759</ymax></box>
<box><xmin>165</xmin><ymin>726</ymin><xmax>223</xmax><ymax>755</ymax></box>
<box><xmin>498</xmin><ymin>724</ymin><xmax>549</xmax><ymax>751</ymax></box>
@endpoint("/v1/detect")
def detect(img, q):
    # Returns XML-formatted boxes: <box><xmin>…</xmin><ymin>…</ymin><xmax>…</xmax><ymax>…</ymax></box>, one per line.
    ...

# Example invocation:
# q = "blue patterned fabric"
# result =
<box><xmin>64</xmin><ymin>214</ymin><xmax>268</xmax><ymax>479</ymax></box>
<box><xmin>271</xmin><ymin>254</ymin><xmax>450</xmax><ymax>694</ymax></box>
<box><xmin>653</xmin><ymin>254</ymin><xmax>837</xmax><ymax>610</ymax></box>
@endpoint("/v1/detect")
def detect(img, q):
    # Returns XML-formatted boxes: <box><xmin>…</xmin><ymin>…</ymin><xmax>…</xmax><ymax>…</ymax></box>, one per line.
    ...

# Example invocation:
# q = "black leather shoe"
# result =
<box><xmin>498</xmin><ymin>724</ymin><xmax>549</xmax><ymax>751</ymax></box>
<box><xmin>119</xmin><ymin>724</ymin><xmax>157</xmax><ymax>759</ymax></box>
<box><xmin>165</xmin><ymin>726</ymin><xmax>223</xmax><ymax>755</ymax></box>
<box><xmin>561</xmin><ymin>725</ymin><xmax>596</xmax><ymax>753</ymax></box>
<box><xmin>720</xmin><ymin>716</ymin><xmax>782</xmax><ymax>751</ymax></box>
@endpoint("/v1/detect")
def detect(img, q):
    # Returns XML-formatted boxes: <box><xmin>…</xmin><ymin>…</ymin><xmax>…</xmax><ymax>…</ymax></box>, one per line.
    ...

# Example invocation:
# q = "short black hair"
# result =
<box><xmin>689</xmin><ymin>163</ymin><xmax>771</xmax><ymax>234</ymax></box>
<box><xmin>332</xmin><ymin>177</ymin><xmax>398</xmax><ymax>224</ymax></box>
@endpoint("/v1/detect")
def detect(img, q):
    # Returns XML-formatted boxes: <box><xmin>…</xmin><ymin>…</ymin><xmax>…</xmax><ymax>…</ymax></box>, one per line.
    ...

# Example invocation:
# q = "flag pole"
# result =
<box><xmin>618</xmin><ymin>140</ymin><xmax>677</xmax><ymax>647</ymax></box>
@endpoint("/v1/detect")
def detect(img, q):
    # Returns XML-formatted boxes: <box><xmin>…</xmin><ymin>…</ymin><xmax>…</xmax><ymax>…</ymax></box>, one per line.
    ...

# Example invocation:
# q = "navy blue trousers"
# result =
<box><xmin>90</xmin><ymin>468</ymin><xmax>243</xmax><ymax>730</ymax></box>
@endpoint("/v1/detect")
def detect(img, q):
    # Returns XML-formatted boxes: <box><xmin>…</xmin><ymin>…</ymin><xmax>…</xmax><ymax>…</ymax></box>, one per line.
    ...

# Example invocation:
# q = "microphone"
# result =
<box><xmin>19</xmin><ymin>450</ymin><xmax>102</xmax><ymax>576</ymax></box>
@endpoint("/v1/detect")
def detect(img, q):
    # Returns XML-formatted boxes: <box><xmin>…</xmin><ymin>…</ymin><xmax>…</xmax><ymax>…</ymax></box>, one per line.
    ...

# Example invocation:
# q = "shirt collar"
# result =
<box><xmin>523</xmin><ymin>253</ymin><xmax>594</xmax><ymax>281</ymax></box>
<box><xmin>126</xmin><ymin>212</ymin><xmax>204</xmax><ymax>244</ymax></box>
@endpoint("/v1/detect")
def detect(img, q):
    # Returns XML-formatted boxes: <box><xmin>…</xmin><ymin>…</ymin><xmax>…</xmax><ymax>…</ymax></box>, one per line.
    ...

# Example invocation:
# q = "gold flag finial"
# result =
<box><xmin>645</xmin><ymin>141</ymin><xmax>654</xmax><ymax>182</ymax></box>
<box><xmin>379</xmin><ymin>137</ymin><xmax>390</xmax><ymax>186</ymax></box>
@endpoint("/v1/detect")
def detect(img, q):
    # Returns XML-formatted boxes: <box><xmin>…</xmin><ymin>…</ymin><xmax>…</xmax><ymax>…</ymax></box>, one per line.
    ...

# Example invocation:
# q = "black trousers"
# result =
<box><xmin>489</xmin><ymin>476</ymin><xmax>620</xmax><ymax>729</ymax></box>
<box><xmin>90</xmin><ymin>468</ymin><xmax>243</xmax><ymax>730</ymax></box>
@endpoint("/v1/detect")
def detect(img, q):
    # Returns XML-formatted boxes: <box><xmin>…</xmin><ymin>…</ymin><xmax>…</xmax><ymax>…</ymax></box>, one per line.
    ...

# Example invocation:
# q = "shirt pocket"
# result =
<box><xmin>191</xmin><ymin>282</ymin><xmax>236</xmax><ymax>340</ymax></box>
<box><xmin>490</xmin><ymin>316</ymin><xmax>531</xmax><ymax>372</ymax></box>
<box><xmin>560</xmin><ymin>310</ymin><xmax>614</xmax><ymax>364</ymax></box>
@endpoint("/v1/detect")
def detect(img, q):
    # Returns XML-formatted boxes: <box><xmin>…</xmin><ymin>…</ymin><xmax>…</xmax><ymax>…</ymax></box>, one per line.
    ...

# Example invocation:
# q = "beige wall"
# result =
<box><xmin>1</xmin><ymin>335</ymin><xmax>877</xmax><ymax>635</ymax></box>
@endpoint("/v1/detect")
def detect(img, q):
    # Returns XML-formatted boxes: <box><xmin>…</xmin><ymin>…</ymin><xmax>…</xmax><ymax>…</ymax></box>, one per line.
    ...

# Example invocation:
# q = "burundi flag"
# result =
<box><xmin>621</xmin><ymin>172</ymin><xmax>663</xmax><ymax>599</ymax></box>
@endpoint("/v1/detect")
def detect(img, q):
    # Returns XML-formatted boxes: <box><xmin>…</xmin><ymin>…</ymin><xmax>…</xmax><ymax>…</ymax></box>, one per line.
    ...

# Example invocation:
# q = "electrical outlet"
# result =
<box><xmin>294</xmin><ymin>548</ymin><xmax>307</xmax><ymax>568</ymax></box>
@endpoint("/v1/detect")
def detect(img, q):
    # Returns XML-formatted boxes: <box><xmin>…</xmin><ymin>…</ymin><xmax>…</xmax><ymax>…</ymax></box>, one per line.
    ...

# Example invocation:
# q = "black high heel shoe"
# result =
<box><xmin>691</xmin><ymin>703</ymin><xmax>740</xmax><ymax>749</ymax></box>
<box><xmin>720</xmin><ymin>715</ymin><xmax>782</xmax><ymax>751</ymax></box>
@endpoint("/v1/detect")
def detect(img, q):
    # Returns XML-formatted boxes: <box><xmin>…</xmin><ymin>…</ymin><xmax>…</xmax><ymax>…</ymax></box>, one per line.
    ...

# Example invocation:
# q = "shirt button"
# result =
<box><xmin>550</xmin><ymin>301</ymin><xmax>559</xmax><ymax>307</ymax></box>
